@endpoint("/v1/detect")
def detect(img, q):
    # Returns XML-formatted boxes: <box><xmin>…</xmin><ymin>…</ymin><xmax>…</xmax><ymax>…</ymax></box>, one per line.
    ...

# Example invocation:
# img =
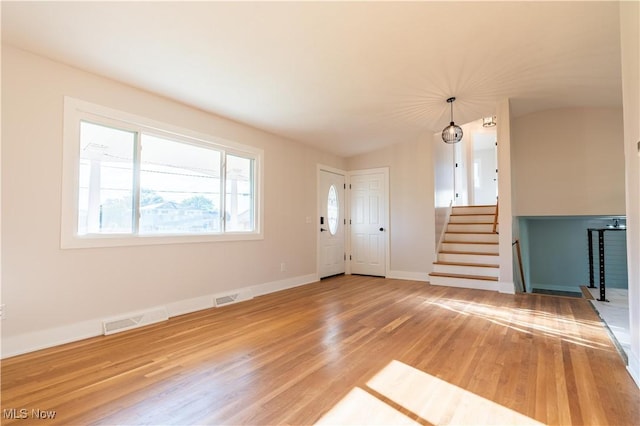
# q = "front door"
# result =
<box><xmin>350</xmin><ymin>170</ymin><xmax>387</xmax><ymax>277</ymax></box>
<box><xmin>318</xmin><ymin>169</ymin><xmax>346</xmax><ymax>279</ymax></box>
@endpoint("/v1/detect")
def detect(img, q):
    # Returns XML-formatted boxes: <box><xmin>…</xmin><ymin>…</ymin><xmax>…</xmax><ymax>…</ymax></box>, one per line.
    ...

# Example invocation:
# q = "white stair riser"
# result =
<box><xmin>441</xmin><ymin>243</ymin><xmax>498</xmax><ymax>253</ymax></box>
<box><xmin>438</xmin><ymin>252</ymin><xmax>499</xmax><ymax>263</ymax></box>
<box><xmin>444</xmin><ymin>233</ymin><xmax>499</xmax><ymax>243</ymax></box>
<box><xmin>429</xmin><ymin>275</ymin><xmax>500</xmax><ymax>291</ymax></box>
<box><xmin>447</xmin><ymin>223</ymin><xmax>497</xmax><ymax>233</ymax></box>
<box><xmin>452</xmin><ymin>206</ymin><xmax>496</xmax><ymax>215</ymax></box>
<box><xmin>449</xmin><ymin>214</ymin><xmax>496</xmax><ymax>223</ymax></box>
<box><xmin>432</xmin><ymin>264</ymin><xmax>499</xmax><ymax>277</ymax></box>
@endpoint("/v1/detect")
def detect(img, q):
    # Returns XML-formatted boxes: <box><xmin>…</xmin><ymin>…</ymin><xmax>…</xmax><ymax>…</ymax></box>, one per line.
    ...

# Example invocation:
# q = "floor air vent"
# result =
<box><xmin>214</xmin><ymin>290</ymin><xmax>253</xmax><ymax>307</ymax></box>
<box><xmin>102</xmin><ymin>307</ymin><xmax>168</xmax><ymax>335</ymax></box>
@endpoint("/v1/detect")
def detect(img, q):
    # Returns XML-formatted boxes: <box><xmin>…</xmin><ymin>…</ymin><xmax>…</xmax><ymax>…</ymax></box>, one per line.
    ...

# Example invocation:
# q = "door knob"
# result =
<box><xmin>379</xmin><ymin>227</ymin><xmax>385</xmax><ymax>232</ymax></box>
<box><xmin>320</xmin><ymin>228</ymin><xmax>328</xmax><ymax>232</ymax></box>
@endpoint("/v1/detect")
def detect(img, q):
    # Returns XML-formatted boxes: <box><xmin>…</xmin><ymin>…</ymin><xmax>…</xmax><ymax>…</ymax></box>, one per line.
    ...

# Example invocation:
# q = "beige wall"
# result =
<box><xmin>347</xmin><ymin>136</ymin><xmax>435</xmax><ymax>277</ymax></box>
<box><xmin>511</xmin><ymin>108</ymin><xmax>625</xmax><ymax>216</ymax></box>
<box><xmin>620</xmin><ymin>0</ymin><xmax>640</xmax><ymax>387</ymax></box>
<box><xmin>1</xmin><ymin>46</ymin><xmax>345</xmax><ymax>356</ymax></box>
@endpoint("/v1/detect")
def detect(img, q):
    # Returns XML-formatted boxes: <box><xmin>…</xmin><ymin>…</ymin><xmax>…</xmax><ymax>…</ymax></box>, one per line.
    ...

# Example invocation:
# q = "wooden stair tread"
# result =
<box><xmin>446</xmin><ymin>231</ymin><xmax>498</xmax><ymax>235</ymax></box>
<box><xmin>442</xmin><ymin>241</ymin><xmax>498</xmax><ymax>245</ymax></box>
<box><xmin>452</xmin><ymin>205</ymin><xmax>496</xmax><ymax>208</ymax></box>
<box><xmin>434</xmin><ymin>261</ymin><xmax>499</xmax><ymax>268</ymax></box>
<box><xmin>429</xmin><ymin>272</ymin><xmax>499</xmax><ymax>282</ymax></box>
<box><xmin>448</xmin><ymin>222</ymin><xmax>495</xmax><ymax>225</ymax></box>
<box><xmin>450</xmin><ymin>213</ymin><xmax>496</xmax><ymax>216</ymax></box>
<box><xmin>439</xmin><ymin>251</ymin><xmax>499</xmax><ymax>256</ymax></box>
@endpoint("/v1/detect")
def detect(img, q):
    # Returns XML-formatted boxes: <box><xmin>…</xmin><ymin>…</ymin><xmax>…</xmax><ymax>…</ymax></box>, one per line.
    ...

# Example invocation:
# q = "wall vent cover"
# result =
<box><xmin>102</xmin><ymin>307</ymin><xmax>168</xmax><ymax>335</ymax></box>
<box><xmin>213</xmin><ymin>290</ymin><xmax>253</xmax><ymax>307</ymax></box>
<box><xmin>215</xmin><ymin>294</ymin><xmax>238</xmax><ymax>306</ymax></box>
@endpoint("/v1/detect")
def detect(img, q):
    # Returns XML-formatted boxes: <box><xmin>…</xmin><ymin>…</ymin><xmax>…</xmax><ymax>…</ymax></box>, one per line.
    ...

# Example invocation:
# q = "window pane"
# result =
<box><xmin>78</xmin><ymin>121</ymin><xmax>135</xmax><ymax>235</ymax></box>
<box><xmin>225</xmin><ymin>155</ymin><xmax>254</xmax><ymax>232</ymax></box>
<box><xmin>139</xmin><ymin>134</ymin><xmax>221</xmax><ymax>234</ymax></box>
<box><xmin>327</xmin><ymin>185</ymin><xmax>339</xmax><ymax>235</ymax></box>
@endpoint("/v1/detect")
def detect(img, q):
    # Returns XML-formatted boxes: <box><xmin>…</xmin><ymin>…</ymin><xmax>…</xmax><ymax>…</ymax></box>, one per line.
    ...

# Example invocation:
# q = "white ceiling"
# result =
<box><xmin>1</xmin><ymin>1</ymin><xmax>622</xmax><ymax>157</ymax></box>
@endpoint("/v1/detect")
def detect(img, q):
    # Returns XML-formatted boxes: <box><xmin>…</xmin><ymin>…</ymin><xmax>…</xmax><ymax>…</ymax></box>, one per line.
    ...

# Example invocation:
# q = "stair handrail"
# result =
<box><xmin>492</xmin><ymin>199</ymin><xmax>499</xmax><ymax>234</ymax></box>
<box><xmin>512</xmin><ymin>239</ymin><xmax>526</xmax><ymax>292</ymax></box>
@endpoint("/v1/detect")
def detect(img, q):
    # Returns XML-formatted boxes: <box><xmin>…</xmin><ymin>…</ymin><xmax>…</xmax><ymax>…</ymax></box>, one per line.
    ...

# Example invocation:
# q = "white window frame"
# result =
<box><xmin>61</xmin><ymin>97</ymin><xmax>263</xmax><ymax>248</ymax></box>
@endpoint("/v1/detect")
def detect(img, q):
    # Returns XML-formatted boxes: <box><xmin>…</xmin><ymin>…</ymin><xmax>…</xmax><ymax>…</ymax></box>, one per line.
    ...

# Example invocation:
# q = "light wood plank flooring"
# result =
<box><xmin>2</xmin><ymin>275</ymin><xmax>639</xmax><ymax>425</ymax></box>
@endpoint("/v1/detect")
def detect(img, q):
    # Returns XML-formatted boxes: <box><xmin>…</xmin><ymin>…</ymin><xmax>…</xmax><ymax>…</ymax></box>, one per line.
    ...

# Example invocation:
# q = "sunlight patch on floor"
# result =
<box><xmin>424</xmin><ymin>298</ymin><xmax>610</xmax><ymax>350</ymax></box>
<box><xmin>316</xmin><ymin>360</ymin><xmax>544</xmax><ymax>426</ymax></box>
<box><xmin>366</xmin><ymin>360</ymin><xmax>544</xmax><ymax>426</ymax></box>
<box><xmin>315</xmin><ymin>387</ymin><xmax>420</xmax><ymax>425</ymax></box>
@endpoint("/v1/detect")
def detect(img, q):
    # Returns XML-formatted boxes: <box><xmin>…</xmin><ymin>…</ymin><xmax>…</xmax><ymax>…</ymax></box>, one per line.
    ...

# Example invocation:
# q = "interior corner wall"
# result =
<box><xmin>1</xmin><ymin>45</ymin><xmax>345</xmax><ymax>357</ymax></box>
<box><xmin>511</xmin><ymin>108</ymin><xmax>626</xmax><ymax>216</ymax></box>
<box><xmin>346</xmin><ymin>135</ymin><xmax>435</xmax><ymax>278</ymax></box>
<box><xmin>620</xmin><ymin>0</ymin><xmax>640</xmax><ymax>388</ymax></box>
<box><xmin>496</xmin><ymin>99</ymin><xmax>514</xmax><ymax>293</ymax></box>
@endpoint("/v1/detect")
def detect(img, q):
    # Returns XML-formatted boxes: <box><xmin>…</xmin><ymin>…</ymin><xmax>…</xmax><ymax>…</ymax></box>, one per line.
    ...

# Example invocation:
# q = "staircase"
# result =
<box><xmin>429</xmin><ymin>205</ymin><xmax>500</xmax><ymax>291</ymax></box>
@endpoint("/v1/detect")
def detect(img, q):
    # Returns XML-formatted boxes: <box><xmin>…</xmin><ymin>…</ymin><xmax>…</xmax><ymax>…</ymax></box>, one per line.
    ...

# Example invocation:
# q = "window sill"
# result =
<box><xmin>60</xmin><ymin>231</ymin><xmax>264</xmax><ymax>249</ymax></box>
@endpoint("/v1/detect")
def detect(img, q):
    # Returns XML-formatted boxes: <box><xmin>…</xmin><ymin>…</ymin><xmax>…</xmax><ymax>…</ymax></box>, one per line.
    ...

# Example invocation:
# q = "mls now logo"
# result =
<box><xmin>3</xmin><ymin>408</ymin><xmax>57</xmax><ymax>420</ymax></box>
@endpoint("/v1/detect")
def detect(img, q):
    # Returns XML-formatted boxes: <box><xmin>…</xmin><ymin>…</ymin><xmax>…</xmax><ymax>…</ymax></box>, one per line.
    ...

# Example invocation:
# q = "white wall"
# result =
<box><xmin>496</xmin><ymin>99</ymin><xmax>514</xmax><ymax>294</ymax></box>
<box><xmin>1</xmin><ymin>46</ymin><xmax>345</xmax><ymax>357</ymax></box>
<box><xmin>511</xmin><ymin>108</ymin><xmax>626</xmax><ymax>216</ymax></box>
<box><xmin>433</xmin><ymin>133</ymin><xmax>454</xmax><ymax>249</ymax></box>
<box><xmin>620</xmin><ymin>0</ymin><xmax>640</xmax><ymax>388</ymax></box>
<box><xmin>347</xmin><ymin>135</ymin><xmax>435</xmax><ymax>280</ymax></box>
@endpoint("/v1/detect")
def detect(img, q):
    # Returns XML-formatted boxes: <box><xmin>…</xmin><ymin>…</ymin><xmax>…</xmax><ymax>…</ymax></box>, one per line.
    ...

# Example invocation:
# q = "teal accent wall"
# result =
<box><xmin>519</xmin><ymin>216</ymin><xmax>628</xmax><ymax>292</ymax></box>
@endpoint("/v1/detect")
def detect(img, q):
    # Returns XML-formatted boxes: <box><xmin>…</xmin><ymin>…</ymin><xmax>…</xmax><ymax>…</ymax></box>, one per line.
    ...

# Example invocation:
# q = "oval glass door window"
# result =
<box><xmin>327</xmin><ymin>185</ymin><xmax>339</xmax><ymax>235</ymax></box>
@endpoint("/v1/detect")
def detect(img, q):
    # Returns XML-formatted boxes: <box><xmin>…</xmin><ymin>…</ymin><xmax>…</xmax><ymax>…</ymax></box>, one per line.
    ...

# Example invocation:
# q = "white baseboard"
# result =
<box><xmin>628</xmin><ymin>350</ymin><xmax>640</xmax><ymax>389</ymax></box>
<box><xmin>498</xmin><ymin>281</ymin><xmax>516</xmax><ymax>294</ymax></box>
<box><xmin>166</xmin><ymin>294</ymin><xmax>214</xmax><ymax>317</ymax></box>
<box><xmin>251</xmin><ymin>273</ymin><xmax>318</xmax><ymax>297</ymax></box>
<box><xmin>2</xmin><ymin>319</ymin><xmax>103</xmax><ymax>360</ymax></box>
<box><xmin>1</xmin><ymin>273</ymin><xmax>319</xmax><ymax>359</ymax></box>
<box><xmin>387</xmin><ymin>270</ymin><xmax>429</xmax><ymax>282</ymax></box>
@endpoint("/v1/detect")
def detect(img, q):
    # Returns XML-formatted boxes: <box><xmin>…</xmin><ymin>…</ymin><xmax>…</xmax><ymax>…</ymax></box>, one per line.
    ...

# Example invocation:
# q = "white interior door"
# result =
<box><xmin>319</xmin><ymin>169</ymin><xmax>345</xmax><ymax>278</ymax></box>
<box><xmin>472</xmin><ymin>134</ymin><xmax>498</xmax><ymax>205</ymax></box>
<box><xmin>453</xmin><ymin>141</ymin><xmax>468</xmax><ymax>205</ymax></box>
<box><xmin>350</xmin><ymin>171</ymin><xmax>387</xmax><ymax>277</ymax></box>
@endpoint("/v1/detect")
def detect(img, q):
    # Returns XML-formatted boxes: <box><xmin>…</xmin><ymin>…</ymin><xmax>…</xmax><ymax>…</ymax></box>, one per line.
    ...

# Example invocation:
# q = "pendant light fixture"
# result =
<box><xmin>482</xmin><ymin>116</ymin><xmax>497</xmax><ymax>127</ymax></box>
<box><xmin>442</xmin><ymin>97</ymin><xmax>463</xmax><ymax>144</ymax></box>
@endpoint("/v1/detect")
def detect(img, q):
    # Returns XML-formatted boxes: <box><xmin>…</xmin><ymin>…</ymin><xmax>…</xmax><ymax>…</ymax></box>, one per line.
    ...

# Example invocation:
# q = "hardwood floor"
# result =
<box><xmin>2</xmin><ymin>275</ymin><xmax>639</xmax><ymax>425</ymax></box>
